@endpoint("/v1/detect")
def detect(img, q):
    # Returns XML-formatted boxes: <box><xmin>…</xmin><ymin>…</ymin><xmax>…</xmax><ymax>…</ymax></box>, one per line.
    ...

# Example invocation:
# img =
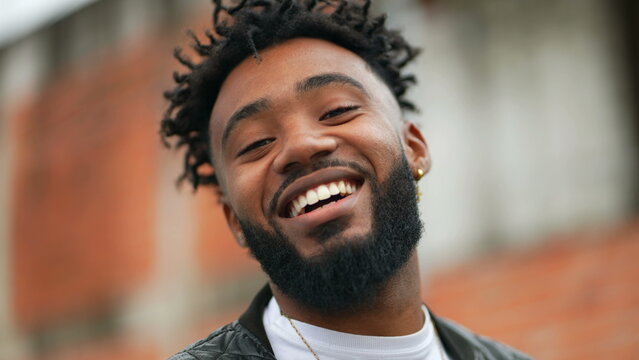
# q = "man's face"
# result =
<box><xmin>209</xmin><ymin>38</ymin><xmax>428</xmax><ymax>309</ymax></box>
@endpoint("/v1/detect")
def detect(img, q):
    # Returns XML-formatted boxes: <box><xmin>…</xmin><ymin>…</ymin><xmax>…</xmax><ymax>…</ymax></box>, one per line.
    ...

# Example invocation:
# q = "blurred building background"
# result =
<box><xmin>0</xmin><ymin>0</ymin><xmax>637</xmax><ymax>359</ymax></box>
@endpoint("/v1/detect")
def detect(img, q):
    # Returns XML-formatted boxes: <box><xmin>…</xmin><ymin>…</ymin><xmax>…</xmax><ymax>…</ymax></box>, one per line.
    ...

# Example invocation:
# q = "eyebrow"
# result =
<box><xmin>221</xmin><ymin>98</ymin><xmax>271</xmax><ymax>148</ymax></box>
<box><xmin>297</xmin><ymin>73</ymin><xmax>369</xmax><ymax>97</ymax></box>
<box><xmin>220</xmin><ymin>73</ymin><xmax>369</xmax><ymax>149</ymax></box>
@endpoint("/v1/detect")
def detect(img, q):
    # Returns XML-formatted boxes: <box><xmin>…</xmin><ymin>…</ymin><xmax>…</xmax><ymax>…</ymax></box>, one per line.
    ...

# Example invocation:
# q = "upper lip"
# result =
<box><xmin>275</xmin><ymin>167</ymin><xmax>364</xmax><ymax>217</ymax></box>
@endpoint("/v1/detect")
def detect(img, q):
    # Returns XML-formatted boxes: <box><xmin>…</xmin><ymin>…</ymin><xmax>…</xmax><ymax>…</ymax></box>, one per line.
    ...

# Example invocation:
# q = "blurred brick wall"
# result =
<box><xmin>9</xmin><ymin>43</ymin><xmax>163</xmax><ymax>359</ymax></box>
<box><xmin>425</xmin><ymin>220</ymin><xmax>639</xmax><ymax>360</ymax></box>
<box><xmin>12</xmin><ymin>51</ymin><xmax>156</xmax><ymax>333</ymax></box>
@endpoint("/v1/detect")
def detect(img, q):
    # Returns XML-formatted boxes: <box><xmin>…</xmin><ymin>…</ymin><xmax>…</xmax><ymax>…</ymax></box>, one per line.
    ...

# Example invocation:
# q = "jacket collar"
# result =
<box><xmin>430</xmin><ymin>310</ymin><xmax>478</xmax><ymax>360</ymax></box>
<box><xmin>238</xmin><ymin>284</ymin><xmax>275</xmax><ymax>354</ymax></box>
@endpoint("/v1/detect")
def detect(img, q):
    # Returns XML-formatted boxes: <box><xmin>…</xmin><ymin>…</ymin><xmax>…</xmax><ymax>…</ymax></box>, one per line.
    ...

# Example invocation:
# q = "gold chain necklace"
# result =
<box><xmin>285</xmin><ymin>314</ymin><xmax>321</xmax><ymax>360</ymax></box>
<box><xmin>284</xmin><ymin>313</ymin><xmax>448</xmax><ymax>360</ymax></box>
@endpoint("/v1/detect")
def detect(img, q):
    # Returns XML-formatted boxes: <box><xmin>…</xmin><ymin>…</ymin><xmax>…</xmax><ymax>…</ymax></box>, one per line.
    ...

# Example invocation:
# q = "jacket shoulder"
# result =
<box><xmin>436</xmin><ymin>317</ymin><xmax>533</xmax><ymax>360</ymax></box>
<box><xmin>167</xmin><ymin>321</ymin><xmax>276</xmax><ymax>360</ymax></box>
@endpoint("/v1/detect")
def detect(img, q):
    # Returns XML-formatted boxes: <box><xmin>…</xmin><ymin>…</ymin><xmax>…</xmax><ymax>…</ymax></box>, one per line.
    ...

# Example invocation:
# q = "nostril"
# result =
<box><xmin>311</xmin><ymin>150</ymin><xmax>333</xmax><ymax>160</ymax></box>
<box><xmin>282</xmin><ymin>161</ymin><xmax>302</xmax><ymax>173</ymax></box>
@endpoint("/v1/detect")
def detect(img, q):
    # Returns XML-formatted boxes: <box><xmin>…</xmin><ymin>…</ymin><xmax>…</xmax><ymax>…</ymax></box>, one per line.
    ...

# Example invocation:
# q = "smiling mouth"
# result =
<box><xmin>286</xmin><ymin>179</ymin><xmax>361</xmax><ymax>218</ymax></box>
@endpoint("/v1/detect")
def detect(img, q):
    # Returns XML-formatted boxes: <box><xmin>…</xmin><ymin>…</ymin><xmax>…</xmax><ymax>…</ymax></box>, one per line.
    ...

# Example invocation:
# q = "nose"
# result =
<box><xmin>272</xmin><ymin>126</ymin><xmax>338</xmax><ymax>174</ymax></box>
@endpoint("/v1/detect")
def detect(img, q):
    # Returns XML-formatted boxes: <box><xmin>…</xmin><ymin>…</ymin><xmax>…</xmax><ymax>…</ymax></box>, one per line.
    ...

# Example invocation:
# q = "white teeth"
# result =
<box><xmin>317</xmin><ymin>185</ymin><xmax>331</xmax><ymax>200</ymax></box>
<box><xmin>293</xmin><ymin>198</ymin><xmax>302</xmax><ymax>213</ymax></box>
<box><xmin>288</xmin><ymin>179</ymin><xmax>361</xmax><ymax>217</ymax></box>
<box><xmin>338</xmin><ymin>180</ymin><xmax>347</xmax><ymax>195</ymax></box>
<box><xmin>290</xmin><ymin>204</ymin><xmax>298</xmax><ymax>217</ymax></box>
<box><xmin>306</xmin><ymin>189</ymin><xmax>319</xmax><ymax>205</ymax></box>
<box><xmin>298</xmin><ymin>195</ymin><xmax>307</xmax><ymax>208</ymax></box>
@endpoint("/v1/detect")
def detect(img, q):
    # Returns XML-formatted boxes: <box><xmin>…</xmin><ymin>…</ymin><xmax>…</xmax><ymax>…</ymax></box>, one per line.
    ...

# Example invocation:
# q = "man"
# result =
<box><xmin>161</xmin><ymin>0</ymin><xmax>532</xmax><ymax>359</ymax></box>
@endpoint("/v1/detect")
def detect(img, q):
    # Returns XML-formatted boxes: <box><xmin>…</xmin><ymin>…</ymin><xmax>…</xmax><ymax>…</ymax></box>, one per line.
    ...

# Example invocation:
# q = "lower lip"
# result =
<box><xmin>284</xmin><ymin>186</ymin><xmax>363</xmax><ymax>229</ymax></box>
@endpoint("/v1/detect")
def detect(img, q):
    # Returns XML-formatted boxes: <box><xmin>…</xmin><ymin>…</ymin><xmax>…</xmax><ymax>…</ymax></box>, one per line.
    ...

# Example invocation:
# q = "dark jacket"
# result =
<box><xmin>169</xmin><ymin>286</ymin><xmax>532</xmax><ymax>360</ymax></box>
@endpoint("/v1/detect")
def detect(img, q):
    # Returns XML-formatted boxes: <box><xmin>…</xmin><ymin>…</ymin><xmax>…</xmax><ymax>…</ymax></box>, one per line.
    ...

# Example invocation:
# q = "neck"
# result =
<box><xmin>271</xmin><ymin>251</ymin><xmax>423</xmax><ymax>336</ymax></box>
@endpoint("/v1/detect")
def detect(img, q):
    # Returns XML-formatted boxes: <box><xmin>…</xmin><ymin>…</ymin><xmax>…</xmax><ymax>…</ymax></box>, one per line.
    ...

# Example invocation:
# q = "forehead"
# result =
<box><xmin>210</xmin><ymin>38</ymin><xmax>396</xmax><ymax>145</ymax></box>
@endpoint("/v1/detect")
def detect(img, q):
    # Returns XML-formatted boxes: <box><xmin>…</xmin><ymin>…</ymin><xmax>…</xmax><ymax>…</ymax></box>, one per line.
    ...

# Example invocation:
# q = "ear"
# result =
<box><xmin>402</xmin><ymin>122</ymin><xmax>431</xmax><ymax>180</ymax></box>
<box><xmin>222</xmin><ymin>200</ymin><xmax>248</xmax><ymax>248</ymax></box>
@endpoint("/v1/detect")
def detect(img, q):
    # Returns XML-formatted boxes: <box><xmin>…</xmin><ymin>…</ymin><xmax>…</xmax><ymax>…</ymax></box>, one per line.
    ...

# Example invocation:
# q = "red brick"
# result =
<box><xmin>9</xmin><ymin>39</ymin><xmax>169</xmax><ymax>332</ymax></box>
<box><xmin>425</xmin><ymin>220</ymin><xmax>639</xmax><ymax>359</ymax></box>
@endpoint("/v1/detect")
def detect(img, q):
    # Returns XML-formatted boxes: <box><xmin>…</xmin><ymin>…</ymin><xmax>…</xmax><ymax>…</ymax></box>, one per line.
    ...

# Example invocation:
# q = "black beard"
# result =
<box><xmin>239</xmin><ymin>155</ymin><xmax>423</xmax><ymax>313</ymax></box>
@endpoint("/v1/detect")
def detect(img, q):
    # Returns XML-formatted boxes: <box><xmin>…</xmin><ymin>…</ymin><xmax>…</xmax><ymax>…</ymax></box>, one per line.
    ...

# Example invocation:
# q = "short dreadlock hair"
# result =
<box><xmin>161</xmin><ymin>0</ymin><xmax>420</xmax><ymax>189</ymax></box>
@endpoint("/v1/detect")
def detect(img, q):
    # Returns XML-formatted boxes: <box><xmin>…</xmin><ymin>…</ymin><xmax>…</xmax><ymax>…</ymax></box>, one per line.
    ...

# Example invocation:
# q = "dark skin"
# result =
<box><xmin>209</xmin><ymin>38</ymin><xmax>431</xmax><ymax>336</ymax></box>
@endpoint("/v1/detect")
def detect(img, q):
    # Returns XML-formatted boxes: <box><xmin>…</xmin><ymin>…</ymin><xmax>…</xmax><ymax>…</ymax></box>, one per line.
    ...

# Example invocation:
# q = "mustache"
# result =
<box><xmin>268</xmin><ymin>159</ymin><xmax>374</xmax><ymax>216</ymax></box>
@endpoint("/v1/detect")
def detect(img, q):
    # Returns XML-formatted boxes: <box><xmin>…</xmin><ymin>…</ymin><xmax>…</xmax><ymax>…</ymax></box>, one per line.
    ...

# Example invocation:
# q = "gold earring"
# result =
<box><xmin>416</xmin><ymin>168</ymin><xmax>424</xmax><ymax>202</ymax></box>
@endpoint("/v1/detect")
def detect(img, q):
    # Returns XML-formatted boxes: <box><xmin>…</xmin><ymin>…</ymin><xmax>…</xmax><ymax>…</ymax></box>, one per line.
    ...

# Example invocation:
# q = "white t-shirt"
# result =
<box><xmin>263</xmin><ymin>297</ymin><xmax>448</xmax><ymax>360</ymax></box>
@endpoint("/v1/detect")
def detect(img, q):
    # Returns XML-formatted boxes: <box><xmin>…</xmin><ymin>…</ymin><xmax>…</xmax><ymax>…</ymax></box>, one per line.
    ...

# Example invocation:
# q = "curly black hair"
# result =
<box><xmin>161</xmin><ymin>0</ymin><xmax>420</xmax><ymax>189</ymax></box>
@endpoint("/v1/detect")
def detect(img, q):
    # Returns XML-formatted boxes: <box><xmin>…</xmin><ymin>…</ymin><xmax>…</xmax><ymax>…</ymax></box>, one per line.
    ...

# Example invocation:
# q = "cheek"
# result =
<box><xmin>350</xmin><ymin>124</ymin><xmax>404</xmax><ymax>182</ymax></box>
<box><xmin>356</xmin><ymin>121</ymin><xmax>401</xmax><ymax>161</ymax></box>
<box><xmin>228</xmin><ymin>176</ymin><xmax>256</xmax><ymax>214</ymax></box>
<box><xmin>225</xmin><ymin>164</ymin><xmax>271</xmax><ymax>222</ymax></box>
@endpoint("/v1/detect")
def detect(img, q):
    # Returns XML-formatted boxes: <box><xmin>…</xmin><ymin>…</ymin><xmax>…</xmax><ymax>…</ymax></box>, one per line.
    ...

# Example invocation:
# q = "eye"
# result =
<box><xmin>237</xmin><ymin>138</ymin><xmax>275</xmax><ymax>157</ymax></box>
<box><xmin>319</xmin><ymin>105</ymin><xmax>361</xmax><ymax>121</ymax></box>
